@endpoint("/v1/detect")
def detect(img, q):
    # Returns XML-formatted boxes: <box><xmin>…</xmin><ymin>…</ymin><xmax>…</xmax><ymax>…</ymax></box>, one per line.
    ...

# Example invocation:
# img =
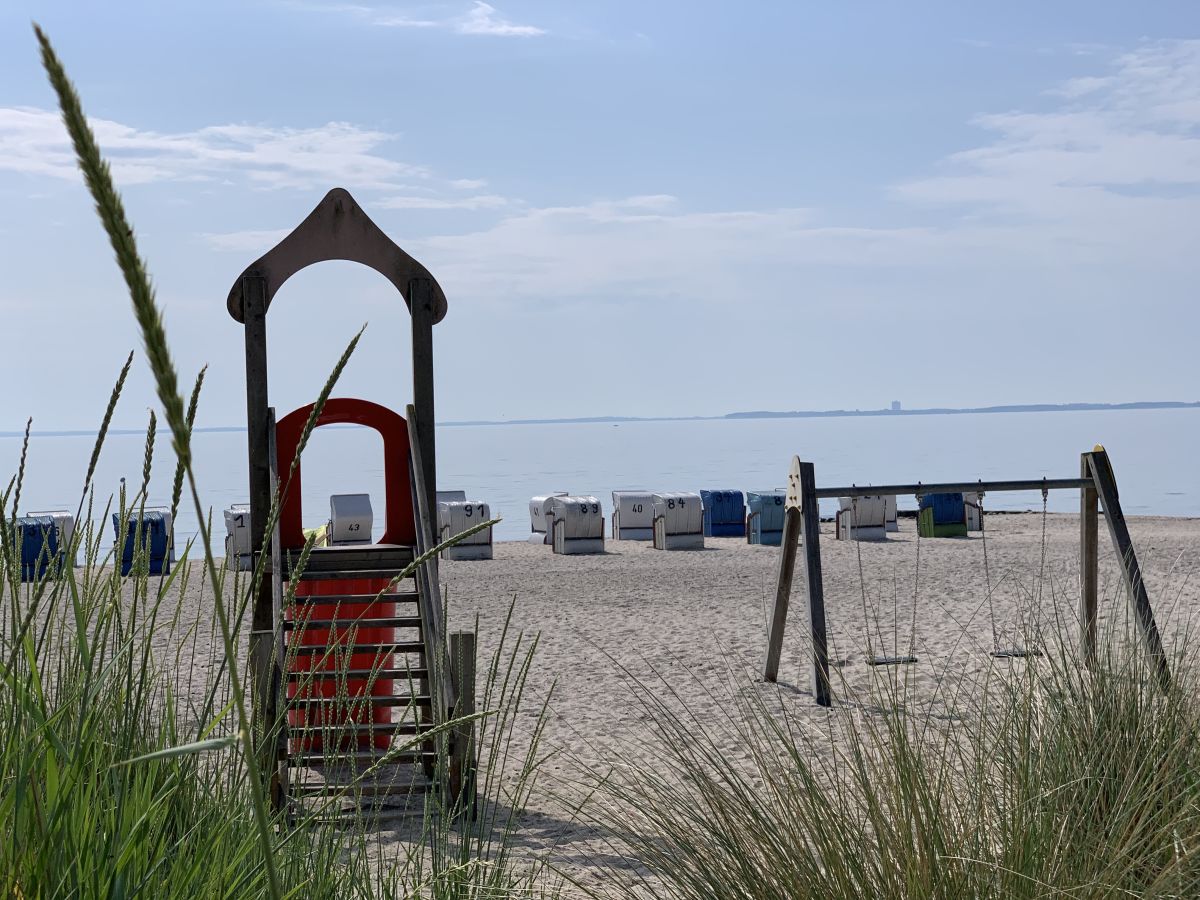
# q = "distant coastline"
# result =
<box><xmin>3</xmin><ymin>401</ymin><xmax>1197</xmax><ymax>437</ymax></box>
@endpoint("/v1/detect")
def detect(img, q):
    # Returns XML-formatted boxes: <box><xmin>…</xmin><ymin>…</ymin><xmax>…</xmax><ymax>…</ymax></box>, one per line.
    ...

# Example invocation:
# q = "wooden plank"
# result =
<box><xmin>763</xmin><ymin>506</ymin><xmax>801</xmax><ymax>683</ymax></box>
<box><xmin>1087</xmin><ymin>449</ymin><xmax>1171</xmax><ymax>692</ymax></box>
<box><xmin>449</xmin><ymin>631</ymin><xmax>477</xmax><ymax>814</ymax></box>
<box><xmin>1080</xmin><ymin>453</ymin><xmax>1100</xmax><ymax>667</ymax></box>
<box><xmin>798</xmin><ymin>462</ymin><xmax>832</xmax><ymax>707</ymax></box>
<box><xmin>409</xmin><ymin>277</ymin><xmax>438</xmax><ymax>535</ymax></box>
<box><xmin>814</xmin><ymin>477</ymin><xmax>1089</xmax><ymax>500</ymax></box>
<box><xmin>225</xmin><ymin>188</ymin><xmax>447</xmax><ymax>324</ymax></box>
<box><xmin>243</xmin><ymin>275</ymin><xmax>273</xmax><ymax>634</ymax></box>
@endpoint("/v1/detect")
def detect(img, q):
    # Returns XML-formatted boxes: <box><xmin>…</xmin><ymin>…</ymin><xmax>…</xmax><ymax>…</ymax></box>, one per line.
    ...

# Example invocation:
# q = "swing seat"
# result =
<box><xmin>868</xmin><ymin>654</ymin><xmax>918</xmax><ymax>666</ymax></box>
<box><xmin>991</xmin><ymin>648</ymin><xmax>1042</xmax><ymax>659</ymax></box>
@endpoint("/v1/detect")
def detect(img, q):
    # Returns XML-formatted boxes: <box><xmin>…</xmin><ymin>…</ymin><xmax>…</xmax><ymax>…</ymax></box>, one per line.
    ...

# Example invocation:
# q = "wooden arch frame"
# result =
<box><xmin>227</xmin><ymin>187</ymin><xmax>447</xmax><ymax>634</ymax></box>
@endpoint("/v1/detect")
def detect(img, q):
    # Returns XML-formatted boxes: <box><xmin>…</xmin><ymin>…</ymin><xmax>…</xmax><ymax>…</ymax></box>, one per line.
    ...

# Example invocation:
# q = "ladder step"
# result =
<box><xmin>286</xmin><ymin>667</ymin><xmax>428</xmax><ymax>681</ymax></box>
<box><xmin>291</xmin><ymin>782</ymin><xmax>432</xmax><ymax>799</ymax></box>
<box><xmin>289</xmin><ymin>748</ymin><xmax>437</xmax><ymax>767</ymax></box>
<box><xmin>287</xmin><ymin>721</ymin><xmax>430</xmax><ymax>736</ymax></box>
<box><xmin>285</xmin><ymin>591</ymin><xmax>419</xmax><ymax>607</ymax></box>
<box><xmin>287</xmin><ymin>642</ymin><xmax>426</xmax><ymax>656</ymax></box>
<box><xmin>283</xmin><ymin>616</ymin><xmax>423</xmax><ymax>631</ymax></box>
<box><xmin>291</xmin><ymin>569</ymin><xmax>416</xmax><ymax>582</ymax></box>
<box><xmin>285</xmin><ymin>695</ymin><xmax>432</xmax><ymax>709</ymax></box>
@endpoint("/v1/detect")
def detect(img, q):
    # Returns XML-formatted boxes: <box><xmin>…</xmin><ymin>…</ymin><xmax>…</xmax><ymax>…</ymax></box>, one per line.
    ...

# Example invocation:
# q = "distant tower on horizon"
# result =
<box><xmin>890</xmin><ymin>400</ymin><xmax>901</xmax><ymax>412</ymax></box>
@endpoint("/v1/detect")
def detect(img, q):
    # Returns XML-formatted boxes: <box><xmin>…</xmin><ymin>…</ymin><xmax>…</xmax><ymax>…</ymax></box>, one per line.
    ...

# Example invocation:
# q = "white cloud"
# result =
<box><xmin>456</xmin><ymin>2</ymin><xmax>544</xmax><ymax>37</ymax></box>
<box><xmin>0</xmin><ymin>108</ymin><xmax>422</xmax><ymax>190</ymax></box>
<box><xmin>375</xmin><ymin>193</ymin><xmax>509</xmax><ymax>210</ymax></box>
<box><xmin>449</xmin><ymin>177</ymin><xmax>488</xmax><ymax>190</ymax></box>
<box><xmin>201</xmin><ymin>228</ymin><xmax>291</xmax><ymax>252</ymax></box>
<box><xmin>885</xmin><ymin>39</ymin><xmax>1200</xmax><ymax>269</ymax></box>
<box><xmin>324</xmin><ymin>1</ymin><xmax>545</xmax><ymax>36</ymax></box>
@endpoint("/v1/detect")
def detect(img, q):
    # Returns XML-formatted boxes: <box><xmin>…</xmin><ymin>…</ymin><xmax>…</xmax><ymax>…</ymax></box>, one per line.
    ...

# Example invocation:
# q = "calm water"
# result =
<box><xmin>5</xmin><ymin>409</ymin><xmax>1198</xmax><ymax>544</ymax></box>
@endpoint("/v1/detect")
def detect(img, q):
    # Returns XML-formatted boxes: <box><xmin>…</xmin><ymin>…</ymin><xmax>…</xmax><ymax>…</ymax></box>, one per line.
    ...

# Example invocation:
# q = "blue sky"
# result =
<box><xmin>1</xmin><ymin>1</ymin><xmax>1198</xmax><ymax>430</ymax></box>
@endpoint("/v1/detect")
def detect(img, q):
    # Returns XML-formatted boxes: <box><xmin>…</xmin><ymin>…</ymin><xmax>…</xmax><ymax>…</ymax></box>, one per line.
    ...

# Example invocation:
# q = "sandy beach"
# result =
<box><xmin>425</xmin><ymin>511</ymin><xmax>1200</xmax><ymax>888</ymax></box>
<box><xmin>124</xmin><ymin>510</ymin><xmax>1200</xmax><ymax>892</ymax></box>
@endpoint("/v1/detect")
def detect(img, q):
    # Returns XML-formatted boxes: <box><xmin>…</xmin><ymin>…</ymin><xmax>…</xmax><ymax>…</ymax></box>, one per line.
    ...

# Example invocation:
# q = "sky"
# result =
<box><xmin>1</xmin><ymin>1</ymin><xmax>1198</xmax><ymax>431</ymax></box>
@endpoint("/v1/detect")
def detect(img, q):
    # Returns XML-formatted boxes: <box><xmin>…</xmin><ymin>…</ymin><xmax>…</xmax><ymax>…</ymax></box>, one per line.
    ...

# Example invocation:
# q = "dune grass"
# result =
<box><xmin>586</xmin><ymin>576</ymin><xmax>1200</xmax><ymax>899</ymax></box>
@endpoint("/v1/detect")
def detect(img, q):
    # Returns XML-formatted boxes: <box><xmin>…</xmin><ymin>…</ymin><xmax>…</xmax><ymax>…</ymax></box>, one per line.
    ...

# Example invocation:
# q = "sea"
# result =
<box><xmin>4</xmin><ymin>408</ymin><xmax>1198</xmax><ymax>545</ymax></box>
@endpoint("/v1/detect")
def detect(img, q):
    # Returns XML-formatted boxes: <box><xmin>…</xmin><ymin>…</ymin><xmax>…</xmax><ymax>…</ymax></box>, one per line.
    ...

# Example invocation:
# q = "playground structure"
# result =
<box><xmin>763</xmin><ymin>449</ymin><xmax>1171</xmax><ymax>706</ymax></box>
<box><xmin>227</xmin><ymin>188</ymin><xmax>475</xmax><ymax>817</ymax></box>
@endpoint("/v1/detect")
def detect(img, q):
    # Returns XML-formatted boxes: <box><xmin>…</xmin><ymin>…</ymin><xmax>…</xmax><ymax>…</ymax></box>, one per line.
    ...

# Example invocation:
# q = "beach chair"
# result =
<box><xmin>747</xmin><ymin>490</ymin><xmax>786</xmax><ymax>545</ymax></box>
<box><xmin>964</xmin><ymin>491</ymin><xmax>984</xmax><ymax>531</ymax></box>
<box><xmin>16</xmin><ymin>515</ymin><xmax>64</xmax><ymax>581</ymax></box>
<box><xmin>113</xmin><ymin>508</ymin><xmax>174</xmax><ymax>576</ymax></box>
<box><xmin>549</xmin><ymin>496</ymin><xmax>605</xmax><ymax>555</ymax></box>
<box><xmin>328</xmin><ymin>494</ymin><xmax>373</xmax><ymax>546</ymax></box>
<box><xmin>529</xmin><ymin>493</ymin><xmax>567</xmax><ymax>544</ymax></box>
<box><xmin>612</xmin><ymin>491</ymin><xmax>655</xmax><ymax>541</ymax></box>
<box><xmin>917</xmin><ymin>493</ymin><xmax>968</xmax><ymax>538</ymax></box>
<box><xmin>224</xmin><ymin>503</ymin><xmax>253</xmax><ymax>571</ymax></box>
<box><xmin>701</xmin><ymin>489</ymin><xmax>746</xmax><ymax>537</ymax></box>
<box><xmin>884</xmin><ymin>495</ymin><xmax>899</xmax><ymax>532</ymax></box>
<box><xmin>652</xmin><ymin>492</ymin><xmax>705</xmax><ymax>550</ymax></box>
<box><xmin>836</xmin><ymin>495</ymin><xmax>888</xmax><ymax>541</ymax></box>
<box><xmin>438</xmin><ymin>500</ymin><xmax>494</xmax><ymax>560</ymax></box>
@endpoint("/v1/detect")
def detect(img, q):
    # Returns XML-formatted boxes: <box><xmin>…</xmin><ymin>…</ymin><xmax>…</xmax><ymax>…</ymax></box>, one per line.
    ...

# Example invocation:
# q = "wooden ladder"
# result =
<box><xmin>263</xmin><ymin>408</ymin><xmax>474</xmax><ymax>823</ymax></box>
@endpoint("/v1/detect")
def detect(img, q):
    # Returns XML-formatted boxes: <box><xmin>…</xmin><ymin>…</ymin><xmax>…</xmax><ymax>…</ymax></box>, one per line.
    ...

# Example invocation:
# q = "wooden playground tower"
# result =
<box><xmin>764</xmin><ymin>448</ymin><xmax>1171</xmax><ymax>707</ymax></box>
<box><xmin>227</xmin><ymin>188</ymin><xmax>475</xmax><ymax>817</ymax></box>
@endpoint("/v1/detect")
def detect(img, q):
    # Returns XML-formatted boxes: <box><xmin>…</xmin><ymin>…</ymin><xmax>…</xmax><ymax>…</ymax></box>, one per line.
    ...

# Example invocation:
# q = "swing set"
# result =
<box><xmin>764</xmin><ymin>448</ymin><xmax>1170</xmax><ymax>707</ymax></box>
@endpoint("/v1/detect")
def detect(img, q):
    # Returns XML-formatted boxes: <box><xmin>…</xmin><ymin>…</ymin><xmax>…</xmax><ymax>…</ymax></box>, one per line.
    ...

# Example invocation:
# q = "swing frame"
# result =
<box><xmin>763</xmin><ymin>449</ymin><xmax>1171</xmax><ymax>707</ymax></box>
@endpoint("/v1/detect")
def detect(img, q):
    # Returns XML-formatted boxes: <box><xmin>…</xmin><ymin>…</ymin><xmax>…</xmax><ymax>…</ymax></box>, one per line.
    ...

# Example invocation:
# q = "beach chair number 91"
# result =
<box><xmin>462</xmin><ymin>504</ymin><xmax>485</xmax><ymax>517</ymax></box>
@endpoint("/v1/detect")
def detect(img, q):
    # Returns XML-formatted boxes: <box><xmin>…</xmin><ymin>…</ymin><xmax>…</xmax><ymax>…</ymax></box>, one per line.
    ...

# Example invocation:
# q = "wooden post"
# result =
<box><xmin>1080</xmin><ymin>453</ymin><xmax>1100</xmax><ymax>667</ymax></box>
<box><xmin>797</xmin><ymin>462</ymin><xmax>832</xmax><ymax>707</ymax></box>
<box><xmin>764</xmin><ymin>506</ymin><xmax>801</xmax><ymax>683</ymax></box>
<box><xmin>1086</xmin><ymin>449</ymin><xmax>1171</xmax><ymax>693</ymax></box>
<box><xmin>410</xmin><ymin>277</ymin><xmax>438</xmax><ymax>540</ymax></box>
<box><xmin>448</xmin><ymin>631</ymin><xmax>477</xmax><ymax>815</ymax></box>
<box><xmin>242</xmin><ymin>274</ymin><xmax>273</xmax><ymax>634</ymax></box>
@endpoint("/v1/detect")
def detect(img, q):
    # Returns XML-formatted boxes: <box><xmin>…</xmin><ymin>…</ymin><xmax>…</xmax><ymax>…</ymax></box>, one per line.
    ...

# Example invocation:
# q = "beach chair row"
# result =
<box><xmin>11</xmin><ymin>508</ymin><xmax>175</xmax><ymax>582</ymax></box>
<box><xmin>222</xmin><ymin>490</ymin><xmax>496</xmax><ymax>570</ymax></box>
<box><xmin>527</xmin><ymin>489</ymin><xmax>798</xmax><ymax>554</ymax></box>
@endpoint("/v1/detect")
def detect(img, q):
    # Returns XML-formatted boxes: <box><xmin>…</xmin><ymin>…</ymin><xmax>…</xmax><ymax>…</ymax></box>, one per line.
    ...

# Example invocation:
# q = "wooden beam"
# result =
<box><xmin>243</xmin><ymin>275</ymin><xmax>273</xmax><ymax>640</ymax></box>
<box><xmin>449</xmin><ymin>630</ymin><xmax>477</xmax><ymax>815</ymax></box>
<box><xmin>798</xmin><ymin>461</ymin><xmax>832</xmax><ymax>707</ymax></box>
<box><xmin>1086</xmin><ymin>449</ymin><xmax>1171</xmax><ymax>693</ymax></box>
<box><xmin>814</xmin><ymin>477</ymin><xmax>1089</xmax><ymax>500</ymax></box>
<box><xmin>764</xmin><ymin>505</ymin><xmax>801</xmax><ymax>683</ymax></box>
<box><xmin>1080</xmin><ymin>453</ymin><xmax>1099</xmax><ymax>667</ymax></box>
<box><xmin>410</xmin><ymin>277</ymin><xmax>438</xmax><ymax>543</ymax></box>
